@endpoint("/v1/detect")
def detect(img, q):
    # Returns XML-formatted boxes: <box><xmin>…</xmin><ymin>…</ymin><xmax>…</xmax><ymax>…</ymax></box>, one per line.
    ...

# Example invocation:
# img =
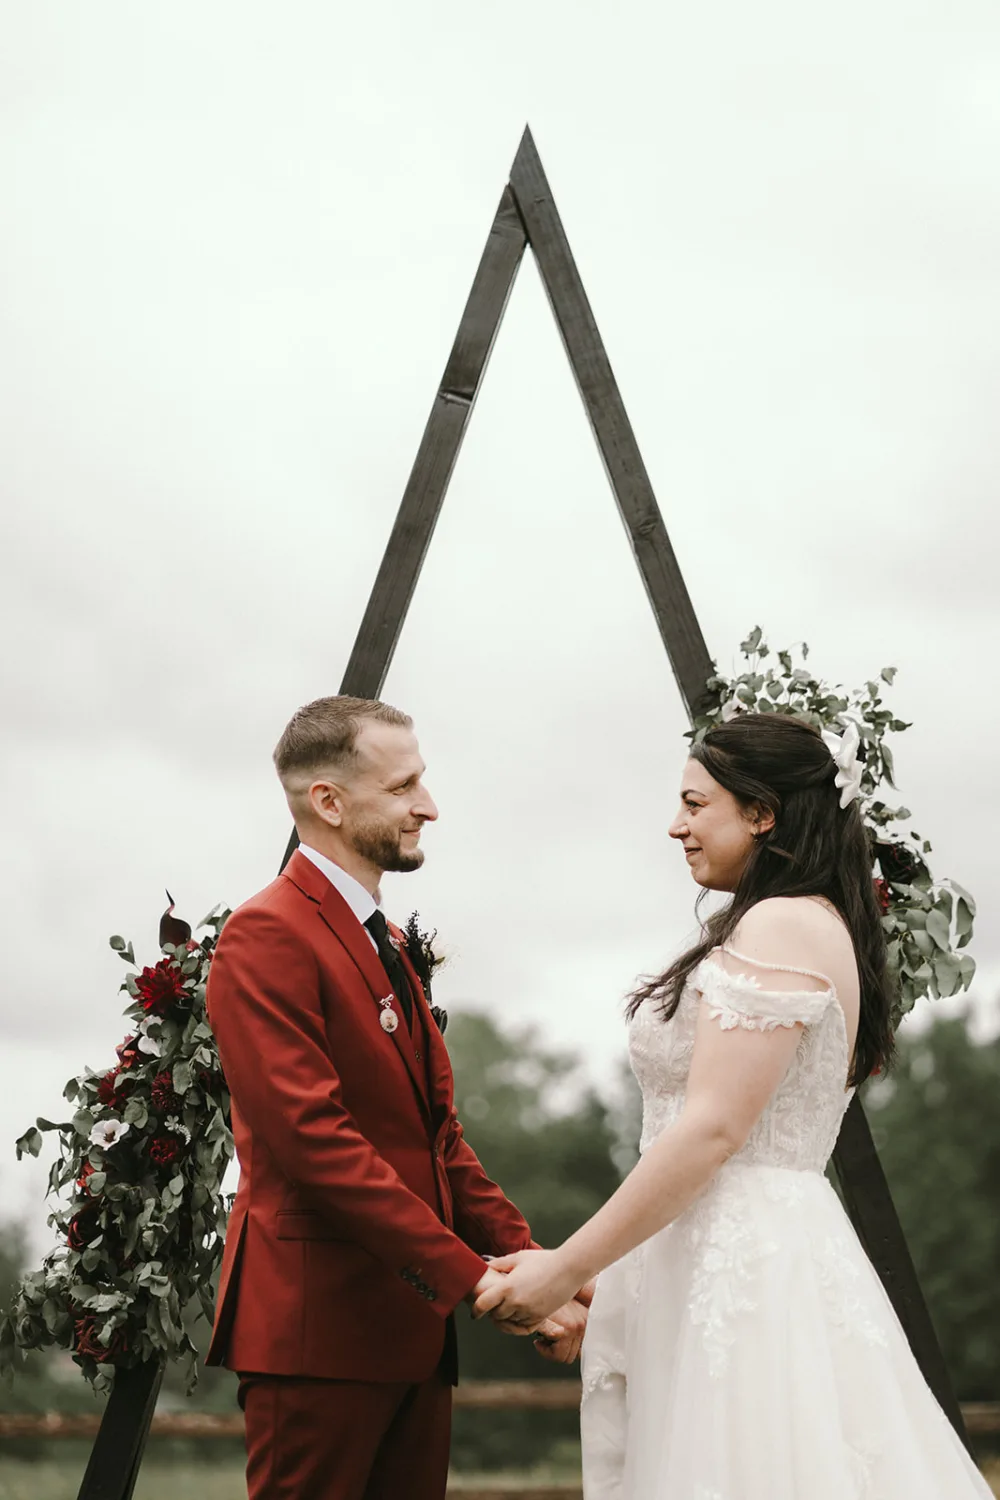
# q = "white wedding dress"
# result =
<box><xmin>580</xmin><ymin>948</ymin><xmax>991</xmax><ymax>1499</ymax></box>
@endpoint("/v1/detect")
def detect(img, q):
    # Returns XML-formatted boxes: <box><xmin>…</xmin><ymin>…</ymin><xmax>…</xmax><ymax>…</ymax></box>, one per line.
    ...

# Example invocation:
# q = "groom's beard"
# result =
<box><xmin>349</xmin><ymin>816</ymin><xmax>424</xmax><ymax>874</ymax></box>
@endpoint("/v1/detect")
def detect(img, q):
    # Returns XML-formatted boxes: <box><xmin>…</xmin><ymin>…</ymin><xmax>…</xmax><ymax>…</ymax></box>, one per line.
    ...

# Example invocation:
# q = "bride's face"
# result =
<box><xmin>668</xmin><ymin>757</ymin><xmax>769</xmax><ymax>892</ymax></box>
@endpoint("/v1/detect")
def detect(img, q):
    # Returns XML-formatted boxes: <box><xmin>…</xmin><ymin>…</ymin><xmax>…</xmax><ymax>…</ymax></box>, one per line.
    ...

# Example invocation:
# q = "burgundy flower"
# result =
<box><xmin>134</xmin><ymin>959</ymin><xmax>188</xmax><ymax>1017</ymax></box>
<box><xmin>151</xmin><ymin>1071</ymin><xmax>184</xmax><ymax>1115</ymax></box>
<box><xmin>96</xmin><ymin>1066</ymin><xmax>124</xmax><ymax>1107</ymax></box>
<box><xmin>74</xmin><ymin>1315</ymin><xmax>127</xmax><ymax>1363</ymax></box>
<box><xmin>875</xmin><ymin>840</ymin><xmax>924</xmax><ymax>887</ymax></box>
<box><xmin>67</xmin><ymin>1203</ymin><xmax>101</xmax><ymax>1251</ymax></box>
<box><xmin>873</xmin><ymin>878</ymin><xmax>891</xmax><ymax>915</ymax></box>
<box><xmin>148</xmin><ymin>1135</ymin><xmax>182</xmax><ymax>1167</ymax></box>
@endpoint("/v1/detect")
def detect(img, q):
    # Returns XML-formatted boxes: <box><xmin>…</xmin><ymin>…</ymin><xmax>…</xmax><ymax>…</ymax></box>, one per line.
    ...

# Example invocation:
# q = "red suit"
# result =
<box><xmin>206</xmin><ymin>850</ymin><xmax>534</xmax><ymax>1498</ymax></box>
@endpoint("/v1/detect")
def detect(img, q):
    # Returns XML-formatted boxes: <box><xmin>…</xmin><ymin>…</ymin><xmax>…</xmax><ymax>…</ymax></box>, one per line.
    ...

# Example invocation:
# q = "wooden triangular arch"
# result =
<box><xmin>285</xmin><ymin>125</ymin><xmax>969</xmax><ymax>1445</ymax></box>
<box><xmin>76</xmin><ymin>126</ymin><xmax>969</xmax><ymax>1500</ymax></box>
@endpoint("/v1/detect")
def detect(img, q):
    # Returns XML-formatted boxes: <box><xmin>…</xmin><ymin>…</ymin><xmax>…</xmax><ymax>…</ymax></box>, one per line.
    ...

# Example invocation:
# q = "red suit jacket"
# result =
<box><xmin>204</xmin><ymin>849</ymin><xmax>533</xmax><ymax>1382</ymax></box>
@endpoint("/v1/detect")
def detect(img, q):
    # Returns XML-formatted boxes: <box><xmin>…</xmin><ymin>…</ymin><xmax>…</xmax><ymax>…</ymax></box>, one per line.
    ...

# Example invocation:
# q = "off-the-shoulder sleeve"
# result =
<box><xmin>693</xmin><ymin>948</ymin><xmax>835</xmax><ymax>1033</ymax></box>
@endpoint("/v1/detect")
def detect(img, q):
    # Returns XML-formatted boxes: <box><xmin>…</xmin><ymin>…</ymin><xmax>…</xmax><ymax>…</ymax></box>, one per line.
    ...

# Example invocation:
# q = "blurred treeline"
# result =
<box><xmin>1</xmin><ymin>1009</ymin><xmax>997</xmax><ymax>1474</ymax></box>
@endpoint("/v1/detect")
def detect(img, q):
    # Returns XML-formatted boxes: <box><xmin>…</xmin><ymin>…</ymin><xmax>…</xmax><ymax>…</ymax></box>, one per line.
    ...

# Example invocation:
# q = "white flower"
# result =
<box><xmin>821</xmin><ymin>720</ymin><xmax>864</xmax><ymax>809</ymax></box>
<box><xmin>137</xmin><ymin>1034</ymin><xmax>162</xmax><ymax>1056</ymax></box>
<box><xmin>89</xmin><ymin>1118</ymin><xmax>131</xmax><ymax>1149</ymax></box>
<box><xmin>164</xmin><ymin>1115</ymin><xmax>192</xmax><ymax>1143</ymax></box>
<box><xmin>88</xmin><ymin>1292</ymin><xmax>127</xmax><ymax>1313</ymax></box>
<box><xmin>721</xmin><ymin>694</ymin><xmax>744</xmax><ymax>722</ymax></box>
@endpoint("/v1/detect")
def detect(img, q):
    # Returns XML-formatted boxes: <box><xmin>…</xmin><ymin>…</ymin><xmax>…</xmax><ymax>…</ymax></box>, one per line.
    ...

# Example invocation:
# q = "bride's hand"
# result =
<box><xmin>472</xmin><ymin>1248</ymin><xmax>580</xmax><ymax>1330</ymax></box>
<box><xmin>468</xmin><ymin>1265</ymin><xmax>565</xmax><ymax>1341</ymax></box>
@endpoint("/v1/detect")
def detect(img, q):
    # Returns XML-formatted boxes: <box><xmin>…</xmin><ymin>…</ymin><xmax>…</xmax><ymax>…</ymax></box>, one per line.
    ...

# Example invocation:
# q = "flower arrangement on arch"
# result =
<box><xmin>692</xmin><ymin>628</ymin><xmax>976</xmax><ymax>1027</ymax></box>
<box><xmin>0</xmin><ymin>900</ymin><xmax>234</xmax><ymax>1392</ymax></box>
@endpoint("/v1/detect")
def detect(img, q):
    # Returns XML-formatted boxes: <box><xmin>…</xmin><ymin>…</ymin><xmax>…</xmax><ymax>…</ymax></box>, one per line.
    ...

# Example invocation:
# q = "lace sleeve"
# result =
<box><xmin>694</xmin><ymin>948</ymin><xmax>835</xmax><ymax>1033</ymax></box>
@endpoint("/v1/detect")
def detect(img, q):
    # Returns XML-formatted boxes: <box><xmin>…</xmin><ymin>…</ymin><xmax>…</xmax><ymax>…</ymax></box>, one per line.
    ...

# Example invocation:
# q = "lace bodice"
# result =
<box><xmin>628</xmin><ymin>948</ymin><xmax>854</xmax><ymax>1173</ymax></box>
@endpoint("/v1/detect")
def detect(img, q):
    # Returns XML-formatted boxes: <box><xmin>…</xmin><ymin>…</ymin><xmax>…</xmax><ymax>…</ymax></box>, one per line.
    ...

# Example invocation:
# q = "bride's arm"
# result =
<box><xmin>475</xmin><ymin>904</ymin><xmax>831</xmax><ymax>1325</ymax></box>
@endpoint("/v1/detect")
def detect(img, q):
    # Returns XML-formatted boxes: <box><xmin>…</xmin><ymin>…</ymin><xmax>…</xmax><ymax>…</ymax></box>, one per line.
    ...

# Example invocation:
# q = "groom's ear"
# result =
<box><xmin>308</xmin><ymin>778</ymin><xmax>346</xmax><ymax>828</ymax></box>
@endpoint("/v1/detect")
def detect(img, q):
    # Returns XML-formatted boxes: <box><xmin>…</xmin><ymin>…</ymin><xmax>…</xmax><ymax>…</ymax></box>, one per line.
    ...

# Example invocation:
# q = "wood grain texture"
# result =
<box><xmin>74</xmin><ymin>1360</ymin><xmax>163</xmax><ymax>1500</ymax></box>
<box><xmin>508</xmin><ymin>127</ymin><xmax>714</xmax><ymax>718</ymax></box>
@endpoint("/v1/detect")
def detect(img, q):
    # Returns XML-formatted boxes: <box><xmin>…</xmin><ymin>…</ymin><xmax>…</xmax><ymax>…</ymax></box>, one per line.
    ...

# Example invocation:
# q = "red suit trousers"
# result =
<box><xmin>238</xmin><ymin>1370</ymin><xmax>452</xmax><ymax>1500</ymax></box>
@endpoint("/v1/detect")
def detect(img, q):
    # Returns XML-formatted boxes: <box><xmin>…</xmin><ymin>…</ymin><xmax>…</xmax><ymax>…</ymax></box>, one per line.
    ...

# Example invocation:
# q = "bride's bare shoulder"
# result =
<box><xmin>729</xmin><ymin>897</ymin><xmax>852</xmax><ymax>976</ymax></box>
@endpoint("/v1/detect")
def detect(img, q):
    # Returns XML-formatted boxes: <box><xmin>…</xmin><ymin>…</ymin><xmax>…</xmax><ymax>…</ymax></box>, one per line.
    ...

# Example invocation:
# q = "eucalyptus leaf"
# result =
<box><xmin>925</xmin><ymin>909</ymin><xmax>951</xmax><ymax>952</ymax></box>
<box><xmin>15</xmin><ymin>1127</ymin><xmax>43</xmax><ymax>1160</ymax></box>
<box><xmin>172</xmin><ymin>1060</ymin><xmax>193</xmax><ymax>1095</ymax></box>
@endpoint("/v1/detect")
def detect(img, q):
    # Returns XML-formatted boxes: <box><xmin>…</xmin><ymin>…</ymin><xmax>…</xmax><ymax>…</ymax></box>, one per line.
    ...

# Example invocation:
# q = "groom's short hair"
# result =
<box><xmin>273</xmin><ymin>696</ymin><xmax>412</xmax><ymax>795</ymax></box>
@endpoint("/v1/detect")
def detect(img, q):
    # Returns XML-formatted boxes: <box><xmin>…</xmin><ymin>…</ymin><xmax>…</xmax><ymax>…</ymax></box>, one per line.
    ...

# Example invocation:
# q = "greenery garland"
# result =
<box><xmin>0</xmin><ymin>902</ymin><xmax>234</xmax><ymax>1393</ymax></box>
<box><xmin>693</xmin><ymin>628</ymin><xmax>976</xmax><ymax>1026</ymax></box>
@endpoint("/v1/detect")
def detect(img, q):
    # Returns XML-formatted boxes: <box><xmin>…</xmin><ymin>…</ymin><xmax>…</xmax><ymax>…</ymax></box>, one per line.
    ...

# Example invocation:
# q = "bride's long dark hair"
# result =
<box><xmin>627</xmin><ymin>713</ymin><xmax>895</xmax><ymax>1087</ymax></box>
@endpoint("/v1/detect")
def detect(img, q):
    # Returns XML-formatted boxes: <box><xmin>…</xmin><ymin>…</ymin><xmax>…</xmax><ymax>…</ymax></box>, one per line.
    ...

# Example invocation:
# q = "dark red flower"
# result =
<box><xmin>875</xmin><ymin>840</ymin><xmax>924</xmax><ymax>887</ymax></box>
<box><xmin>67</xmin><ymin>1203</ymin><xmax>101</xmax><ymax>1251</ymax></box>
<box><xmin>76</xmin><ymin>1162</ymin><xmax>98</xmax><ymax>1196</ymax></box>
<box><xmin>148</xmin><ymin>1135</ymin><xmax>182</xmax><ymax>1167</ymax></box>
<box><xmin>134</xmin><ymin>959</ymin><xmax>188</xmax><ymax>1017</ymax></box>
<box><xmin>74</xmin><ymin>1315</ymin><xmax>127</xmax><ymax>1363</ymax></box>
<box><xmin>116</xmin><ymin>1036</ymin><xmax>141</xmax><ymax>1070</ymax></box>
<box><xmin>96</xmin><ymin>1066</ymin><xmax>123</xmax><ymax>1107</ymax></box>
<box><xmin>151</xmin><ymin>1071</ymin><xmax>184</xmax><ymax>1115</ymax></box>
<box><xmin>873</xmin><ymin>878</ymin><xmax>892</xmax><ymax>915</ymax></box>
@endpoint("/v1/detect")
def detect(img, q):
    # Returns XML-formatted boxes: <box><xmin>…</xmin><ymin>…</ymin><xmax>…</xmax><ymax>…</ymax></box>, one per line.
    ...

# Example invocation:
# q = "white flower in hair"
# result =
<box><xmin>821</xmin><ymin>719</ymin><xmax>864</xmax><ymax>809</ymax></box>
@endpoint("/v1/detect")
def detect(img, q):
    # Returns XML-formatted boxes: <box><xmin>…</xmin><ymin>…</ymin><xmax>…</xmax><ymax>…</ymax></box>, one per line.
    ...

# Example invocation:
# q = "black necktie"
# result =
<box><xmin>364</xmin><ymin>910</ymin><xmax>413</xmax><ymax>1029</ymax></box>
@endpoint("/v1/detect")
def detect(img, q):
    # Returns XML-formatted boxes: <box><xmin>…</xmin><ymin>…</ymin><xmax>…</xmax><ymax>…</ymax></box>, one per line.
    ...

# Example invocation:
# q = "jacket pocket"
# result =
<box><xmin>275</xmin><ymin>1210</ymin><xmax>347</xmax><ymax>1242</ymax></box>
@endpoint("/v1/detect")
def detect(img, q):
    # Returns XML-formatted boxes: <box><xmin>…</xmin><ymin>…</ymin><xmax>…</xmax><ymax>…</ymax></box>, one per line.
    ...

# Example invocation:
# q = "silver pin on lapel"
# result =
<box><xmin>379</xmin><ymin>996</ymin><xmax>400</xmax><ymax>1033</ymax></box>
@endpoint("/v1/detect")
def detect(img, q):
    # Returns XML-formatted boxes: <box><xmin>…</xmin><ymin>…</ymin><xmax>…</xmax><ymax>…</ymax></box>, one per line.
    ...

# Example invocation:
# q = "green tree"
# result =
<box><xmin>864</xmin><ymin>1014</ymin><xmax>1000</xmax><ymax>1400</ymax></box>
<box><xmin>445</xmin><ymin>1011</ymin><xmax>623</xmax><ymax>1472</ymax></box>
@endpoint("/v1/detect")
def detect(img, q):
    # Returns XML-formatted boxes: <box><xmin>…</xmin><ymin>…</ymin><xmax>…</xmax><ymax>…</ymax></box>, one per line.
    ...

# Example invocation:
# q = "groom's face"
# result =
<box><xmin>340</xmin><ymin>722</ymin><xmax>439</xmax><ymax>874</ymax></box>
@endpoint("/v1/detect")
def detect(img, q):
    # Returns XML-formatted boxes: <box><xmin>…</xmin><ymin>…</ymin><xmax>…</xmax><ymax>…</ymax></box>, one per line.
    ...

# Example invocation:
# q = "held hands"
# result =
<box><xmin>472</xmin><ymin>1249</ymin><xmax>587</xmax><ymax>1361</ymax></box>
<box><xmin>466</xmin><ymin>1266</ymin><xmax>567</xmax><ymax>1346</ymax></box>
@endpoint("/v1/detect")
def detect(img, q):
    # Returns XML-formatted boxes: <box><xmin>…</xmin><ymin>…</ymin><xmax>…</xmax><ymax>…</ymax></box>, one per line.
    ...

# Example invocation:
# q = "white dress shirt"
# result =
<box><xmin>297</xmin><ymin>844</ymin><xmax>379</xmax><ymax>952</ymax></box>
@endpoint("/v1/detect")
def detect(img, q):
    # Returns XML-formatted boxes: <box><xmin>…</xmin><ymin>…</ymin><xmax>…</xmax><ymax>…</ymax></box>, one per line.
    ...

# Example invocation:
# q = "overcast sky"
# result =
<box><xmin>2</xmin><ymin>1</ymin><xmax>998</xmax><ymax>1244</ymax></box>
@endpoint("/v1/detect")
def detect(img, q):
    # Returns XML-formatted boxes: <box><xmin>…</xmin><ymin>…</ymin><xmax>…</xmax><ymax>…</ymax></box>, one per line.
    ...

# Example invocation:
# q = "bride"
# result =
<box><xmin>475</xmin><ymin>713</ymin><xmax>990</xmax><ymax>1497</ymax></box>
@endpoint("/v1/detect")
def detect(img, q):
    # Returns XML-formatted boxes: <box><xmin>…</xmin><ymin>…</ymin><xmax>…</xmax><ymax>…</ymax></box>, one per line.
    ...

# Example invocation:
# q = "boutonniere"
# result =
<box><xmin>401</xmin><ymin>913</ymin><xmax>449</xmax><ymax>1035</ymax></box>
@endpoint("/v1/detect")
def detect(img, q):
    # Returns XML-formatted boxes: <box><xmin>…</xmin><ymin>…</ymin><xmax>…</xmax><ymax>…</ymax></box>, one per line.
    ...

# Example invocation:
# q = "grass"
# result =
<box><xmin>0</xmin><ymin>1455</ymin><xmax>997</xmax><ymax>1498</ymax></box>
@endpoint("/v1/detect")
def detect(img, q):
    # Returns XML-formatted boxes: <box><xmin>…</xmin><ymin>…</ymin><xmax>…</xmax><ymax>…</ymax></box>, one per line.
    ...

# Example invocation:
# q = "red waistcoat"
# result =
<box><xmin>204</xmin><ymin>850</ymin><xmax>533</xmax><ymax>1382</ymax></box>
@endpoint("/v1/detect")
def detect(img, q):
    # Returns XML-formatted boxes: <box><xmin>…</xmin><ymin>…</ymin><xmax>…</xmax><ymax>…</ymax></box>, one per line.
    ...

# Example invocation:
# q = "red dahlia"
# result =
<box><xmin>873</xmin><ymin>877</ymin><xmax>892</xmax><ymax>915</ymax></box>
<box><xmin>134</xmin><ymin>959</ymin><xmax>188</xmax><ymax>1017</ymax></box>
<box><xmin>151</xmin><ymin>1071</ymin><xmax>184</xmax><ymax>1115</ymax></box>
<box><xmin>74</xmin><ymin>1315</ymin><xmax>127</xmax><ymax>1363</ymax></box>
<box><xmin>148</xmin><ymin>1135</ymin><xmax>182</xmax><ymax>1167</ymax></box>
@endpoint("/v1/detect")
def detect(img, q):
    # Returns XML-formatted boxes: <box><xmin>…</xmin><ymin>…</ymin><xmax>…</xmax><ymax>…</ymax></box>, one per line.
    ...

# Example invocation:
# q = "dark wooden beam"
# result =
<box><xmin>508</xmin><ymin>127</ymin><xmax>712</xmax><ymax>718</ymax></box>
<box><xmin>280</xmin><ymin>184</ymin><xmax>527</xmax><ymax>874</ymax></box>
<box><xmin>834</xmin><ymin>1096</ymin><xmax>971</xmax><ymax>1450</ymax></box>
<box><xmin>75</xmin><ymin>1360</ymin><xmax>163</xmax><ymax>1500</ymax></box>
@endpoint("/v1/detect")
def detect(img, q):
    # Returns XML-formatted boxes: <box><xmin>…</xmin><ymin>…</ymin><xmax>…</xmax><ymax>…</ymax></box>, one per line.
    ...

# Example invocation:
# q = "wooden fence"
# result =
<box><xmin>1</xmin><ymin>1382</ymin><xmax>997</xmax><ymax>1500</ymax></box>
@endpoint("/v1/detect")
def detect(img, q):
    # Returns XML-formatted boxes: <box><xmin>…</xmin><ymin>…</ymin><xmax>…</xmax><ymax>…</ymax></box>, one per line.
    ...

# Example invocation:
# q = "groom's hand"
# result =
<box><xmin>532</xmin><ymin>1296</ymin><xmax>588</xmax><ymax>1364</ymax></box>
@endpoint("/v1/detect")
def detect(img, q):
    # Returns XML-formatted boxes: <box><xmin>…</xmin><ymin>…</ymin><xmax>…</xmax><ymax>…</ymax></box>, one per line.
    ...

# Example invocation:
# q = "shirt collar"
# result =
<box><xmin>297</xmin><ymin>845</ymin><xmax>378</xmax><ymax>929</ymax></box>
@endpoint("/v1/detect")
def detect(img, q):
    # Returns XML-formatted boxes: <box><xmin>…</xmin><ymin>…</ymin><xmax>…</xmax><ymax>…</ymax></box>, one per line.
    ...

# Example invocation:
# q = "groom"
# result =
<box><xmin>205</xmin><ymin>695</ymin><xmax>588</xmax><ymax>1500</ymax></box>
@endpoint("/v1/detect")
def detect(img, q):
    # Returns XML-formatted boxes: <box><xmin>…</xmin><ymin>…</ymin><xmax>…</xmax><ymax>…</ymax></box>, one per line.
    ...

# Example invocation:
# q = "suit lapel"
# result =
<box><xmin>393</xmin><ymin>928</ymin><xmax>451</xmax><ymax>1129</ymax></box>
<box><xmin>283</xmin><ymin>852</ymin><xmax>432</xmax><ymax>1122</ymax></box>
